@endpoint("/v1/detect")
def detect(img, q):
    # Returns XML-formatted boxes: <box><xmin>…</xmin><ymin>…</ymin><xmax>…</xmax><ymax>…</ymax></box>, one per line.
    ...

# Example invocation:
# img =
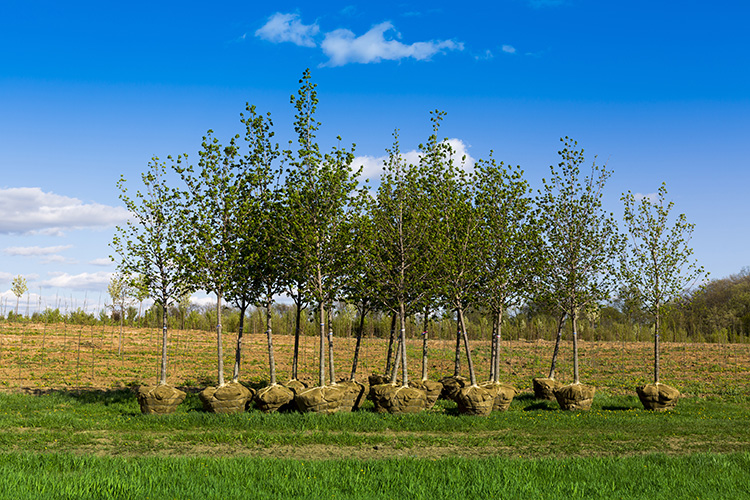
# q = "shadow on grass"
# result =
<box><xmin>601</xmin><ymin>404</ymin><xmax>637</xmax><ymax>411</ymax></box>
<box><xmin>49</xmin><ymin>388</ymin><xmax>135</xmax><ymax>406</ymax></box>
<box><xmin>514</xmin><ymin>393</ymin><xmax>559</xmax><ymax>411</ymax></box>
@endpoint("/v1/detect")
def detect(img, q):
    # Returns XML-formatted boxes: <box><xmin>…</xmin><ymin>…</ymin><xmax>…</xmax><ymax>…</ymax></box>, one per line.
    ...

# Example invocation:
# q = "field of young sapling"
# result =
<box><xmin>1</xmin><ymin>322</ymin><xmax>748</xmax><ymax>397</ymax></box>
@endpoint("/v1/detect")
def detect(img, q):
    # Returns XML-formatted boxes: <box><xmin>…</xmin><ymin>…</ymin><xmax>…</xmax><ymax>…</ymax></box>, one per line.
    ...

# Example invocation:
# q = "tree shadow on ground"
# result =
<box><xmin>601</xmin><ymin>404</ymin><xmax>638</xmax><ymax>411</ymax></box>
<box><xmin>514</xmin><ymin>393</ymin><xmax>559</xmax><ymax>411</ymax></box>
<box><xmin>50</xmin><ymin>388</ymin><xmax>135</xmax><ymax>406</ymax></box>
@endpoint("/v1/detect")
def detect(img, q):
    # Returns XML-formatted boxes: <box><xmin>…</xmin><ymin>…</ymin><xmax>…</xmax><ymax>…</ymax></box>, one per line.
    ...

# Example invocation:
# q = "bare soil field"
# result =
<box><xmin>1</xmin><ymin>322</ymin><xmax>748</xmax><ymax>397</ymax></box>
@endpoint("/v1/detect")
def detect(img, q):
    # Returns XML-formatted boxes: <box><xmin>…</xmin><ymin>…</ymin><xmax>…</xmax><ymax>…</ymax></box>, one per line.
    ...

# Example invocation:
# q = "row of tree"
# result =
<box><xmin>111</xmin><ymin>70</ymin><xmax>704</xmax><ymax>397</ymax></box>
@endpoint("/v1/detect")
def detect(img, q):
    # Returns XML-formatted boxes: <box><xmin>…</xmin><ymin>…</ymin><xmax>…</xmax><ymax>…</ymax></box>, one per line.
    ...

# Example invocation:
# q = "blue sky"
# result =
<box><xmin>1</xmin><ymin>1</ymin><xmax>748</xmax><ymax>313</ymax></box>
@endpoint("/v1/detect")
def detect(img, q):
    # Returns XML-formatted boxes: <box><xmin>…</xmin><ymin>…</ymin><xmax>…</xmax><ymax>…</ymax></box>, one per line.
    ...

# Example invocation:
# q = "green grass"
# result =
<box><xmin>1</xmin><ymin>452</ymin><xmax>749</xmax><ymax>499</ymax></box>
<box><xmin>2</xmin><ymin>390</ymin><xmax>750</xmax><ymax>497</ymax></box>
<box><xmin>1</xmin><ymin>390</ymin><xmax>749</xmax><ymax>458</ymax></box>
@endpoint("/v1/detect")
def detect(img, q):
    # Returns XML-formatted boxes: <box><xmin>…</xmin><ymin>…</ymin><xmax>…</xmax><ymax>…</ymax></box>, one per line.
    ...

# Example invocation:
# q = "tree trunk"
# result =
<box><xmin>547</xmin><ymin>311</ymin><xmax>567</xmax><ymax>379</ymax></box>
<box><xmin>421</xmin><ymin>306</ymin><xmax>429</xmax><ymax>381</ymax></box>
<box><xmin>389</xmin><ymin>333</ymin><xmax>402</xmax><ymax>384</ymax></box>
<box><xmin>118</xmin><ymin>302</ymin><xmax>124</xmax><ymax>357</ymax></box>
<box><xmin>318</xmin><ymin>300</ymin><xmax>326</xmax><ymax>387</ymax></box>
<box><xmin>489</xmin><ymin>311</ymin><xmax>498</xmax><ymax>382</ymax></box>
<box><xmin>654</xmin><ymin>305</ymin><xmax>660</xmax><ymax>384</ymax></box>
<box><xmin>350</xmin><ymin>303</ymin><xmax>368</xmax><ymax>381</ymax></box>
<box><xmin>572</xmin><ymin>309</ymin><xmax>580</xmax><ymax>384</ymax></box>
<box><xmin>216</xmin><ymin>291</ymin><xmax>224</xmax><ymax>386</ymax></box>
<box><xmin>159</xmin><ymin>303</ymin><xmax>168</xmax><ymax>386</ymax></box>
<box><xmin>232</xmin><ymin>301</ymin><xmax>247</xmax><ymax>383</ymax></box>
<box><xmin>493</xmin><ymin>307</ymin><xmax>503</xmax><ymax>384</ymax></box>
<box><xmin>399</xmin><ymin>302</ymin><xmax>409</xmax><ymax>387</ymax></box>
<box><xmin>457</xmin><ymin>306</ymin><xmax>477</xmax><ymax>386</ymax></box>
<box><xmin>384</xmin><ymin>312</ymin><xmax>397</xmax><ymax>376</ymax></box>
<box><xmin>453</xmin><ymin>316</ymin><xmax>462</xmax><ymax>377</ymax></box>
<box><xmin>292</xmin><ymin>290</ymin><xmax>303</xmax><ymax>380</ymax></box>
<box><xmin>265</xmin><ymin>298</ymin><xmax>277</xmax><ymax>385</ymax></box>
<box><xmin>327</xmin><ymin>307</ymin><xmax>337</xmax><ymax>385</ymax></box>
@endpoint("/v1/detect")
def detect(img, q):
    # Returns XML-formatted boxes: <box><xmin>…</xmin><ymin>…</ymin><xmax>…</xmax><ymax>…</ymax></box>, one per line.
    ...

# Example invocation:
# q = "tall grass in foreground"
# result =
<box><xmin>0</xmin><ymin>452</ymin><xmax>748</xmax><ymax>499</ymax></box>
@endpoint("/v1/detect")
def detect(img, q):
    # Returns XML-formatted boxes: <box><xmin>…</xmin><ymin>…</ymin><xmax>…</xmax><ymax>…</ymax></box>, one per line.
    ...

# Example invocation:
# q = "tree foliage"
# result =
<box><xmin>621</xmin><ymin>182</ymin><xmax>706</xmax><ymax>382</ymax></box>
<box><xmin>536</xmin><ymin>137</ymin><xmax>625</xmax><ymax>383</ymax></box>
<box><xmin>111</xmin><ymin>159</ymin><xmax>189</xmax><ymax>385</ymax></box>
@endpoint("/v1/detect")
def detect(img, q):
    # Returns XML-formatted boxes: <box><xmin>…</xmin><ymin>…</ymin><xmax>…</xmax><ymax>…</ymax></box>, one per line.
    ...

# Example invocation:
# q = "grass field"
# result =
<box><xmin>1</xmin><ymin>322</ymin><xmax>749</xmax><ymax>498</ymax></box>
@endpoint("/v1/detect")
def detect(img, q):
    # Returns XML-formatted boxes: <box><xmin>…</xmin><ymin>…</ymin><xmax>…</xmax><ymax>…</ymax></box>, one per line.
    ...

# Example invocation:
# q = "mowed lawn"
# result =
<box><xmin>1</xmin><ymin>388</ymin><xmax>749</xmax><ymax>499</ymax></box>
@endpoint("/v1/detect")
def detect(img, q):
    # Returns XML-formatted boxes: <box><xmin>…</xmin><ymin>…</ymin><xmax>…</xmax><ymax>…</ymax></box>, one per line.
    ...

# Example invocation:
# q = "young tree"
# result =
<box><xmin>281</xmin><ymin>69</ymin><xmax>361</xmax><ymax>389</ymax></box>
<box><xmin>475</xmin><ymin>154</ymin><xmax>540</xmax><ymax>386</ymax></box>
<box><xmin>112</xmin><ymin>158</ymin><xmax>188</xmax><ymax>413</ymax></box>
<box><xmin>224</xmin><ymin>104</ymin><xmax>283</xmax><ymax>388</ymax></box>
<box><xmin>11</xmin><ymin>275</ymin><xmax>27</xmax><ymax>318</ymax></box>
<box><xmin>367</xmin><ymin>127</ymin><xmax>438</xmax><ymax>413</ymax></box>
<box><xmin>174</xmin><ymin>130</ymin><xmax>241</xmax><ymax>390</ymax></box>
<box><xmin>622</xmin><ymin>182</ymin><xmax>706</xmax><ymax>409</ymax></box>
<box><xmin>535</xmin><ymin>138</ymin><xmax>624</xmax><ymax>410</ymax></box>
<box><xmin>107</xmin><ymin>273</ymin><xmax>131</xmax><ymax>356</ymax></box>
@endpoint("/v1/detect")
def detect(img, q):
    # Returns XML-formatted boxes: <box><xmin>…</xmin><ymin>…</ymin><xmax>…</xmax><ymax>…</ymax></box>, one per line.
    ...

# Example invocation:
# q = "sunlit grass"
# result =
<box><xmin>0</xmin><ymin>451</ymin><xmax>748</xmax><ymax>499</ymax></box>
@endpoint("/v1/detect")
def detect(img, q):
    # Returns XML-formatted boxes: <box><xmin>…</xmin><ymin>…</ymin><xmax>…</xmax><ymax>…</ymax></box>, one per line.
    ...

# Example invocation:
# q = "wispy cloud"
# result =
<box><xmin>255</xmin><ymin>12</ymin><xmax>320</xmax><ymax>47</ymax></box>
<box><xmin>40</xmin><ymin>271</ymin><xmax>113</xmax><ymax>291</ymax></box>
<box><xmin>0</xmin><ymin>187</ymin><xmax>128</xmax><ymax>235</ymax></box>
<box><xmin>4</xmin><ymin>245</ymin><xmax>72</xmax><ymax>256</ymax></box>
<box><xmin>89</xmin><ymin>258</ymin><xmax>114</xmax><ymax>267</ymax></box>
<box><xmin>255</xmin><ymin>13</ymin><xmax>462</xmax><ymax>66</ymax></box>
<box><xmin>502</xmin><ymin>44</ymin><xmax>517</xmax><ymax>54</ymax></box>
<box><xmin>352</xmin><ymin>138</ymin><xmax>475</xmax><ymax>180</ymax></box>
<box><xmin>322</xmin><ymin>22</ymin><xmax>462</xmax><ymax>67</ymax></box>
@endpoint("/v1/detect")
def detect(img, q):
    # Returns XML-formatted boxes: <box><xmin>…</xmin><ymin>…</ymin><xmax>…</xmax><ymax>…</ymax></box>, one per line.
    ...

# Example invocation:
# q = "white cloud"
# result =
<box><xmin>40</xmin><ymin>271</ymin><xmax>113</xmax><ymax>291</ymax></box>
<box><xmin>40</xmin><ymin>254</ymin><xmax>73</xmax><ymax>265</ymax></box>
<box><xmin>255</xmin><ymin>12</ymin><xmax>320</xmax><ymax>47</ymax></box>
<box><xmin>352</xmin><ymin>138</ymin><xmax>475</xmax><ymax>181</ymax></box>
<box><xmin>89</xmin><ymin>258</ymin><xmax>114</xmax><ymax>267</ymax></box>
<box><xmin>0</xmin><ymin>187</ymin><xmax>128</xmax><ymax>235</ymax></box>
<box><xmin>321</xmin><ymin>21</ymin><xmax>463</xmax><ymax>66</ymax></box>
<box><xmin>3</xmin><ymin>245</ymin><xmax>72</xmax><ymax>256</ymax></box>
<box><xmin>502</xmin><ymin>44</ymin><xmax>516</xmax><ymax>54</ymax></box>
<box><xmin>0</xmin><ymin>272</ymin><xmax>12</xmax><ymax>283</ymax></box>
<box><xmin>475</xmin><ymin>49</ymin><xmax>494</xmax><ymax>60</ymax></box>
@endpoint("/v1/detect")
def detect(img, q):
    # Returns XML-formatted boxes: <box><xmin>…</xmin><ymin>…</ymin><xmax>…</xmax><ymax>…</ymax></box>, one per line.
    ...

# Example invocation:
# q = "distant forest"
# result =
<box><xmin>8</xmin><ymin>266</ymin><xmax>749</xmax><ymax>345</ymax></box>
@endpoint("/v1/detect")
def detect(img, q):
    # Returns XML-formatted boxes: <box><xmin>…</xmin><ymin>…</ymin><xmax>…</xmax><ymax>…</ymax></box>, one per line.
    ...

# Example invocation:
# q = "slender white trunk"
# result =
<box><xmin>216</xmin><ymin>291</ymin><xmax>224</xmax><ymax>386</ymax></box>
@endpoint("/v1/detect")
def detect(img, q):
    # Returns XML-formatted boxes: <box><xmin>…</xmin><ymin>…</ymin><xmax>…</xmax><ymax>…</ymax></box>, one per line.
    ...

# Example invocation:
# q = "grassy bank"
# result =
<box><xmin>1</xmin><ymin>451</ymin><xmax>748</xmax><ymax>499</ymax></box>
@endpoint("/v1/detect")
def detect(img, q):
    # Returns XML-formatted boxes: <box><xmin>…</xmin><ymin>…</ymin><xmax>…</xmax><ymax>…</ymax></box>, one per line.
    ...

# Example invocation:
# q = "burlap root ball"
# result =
<box><xmin>480</xmin><ymin>381</ymin><xmax>516</xmax><ymax>411</ymax></box>
<box><xmin>369</xmin><ymin>383</ymin><xmax>396</xmax><ymax>413</ymax></box>
<box><xmin>337</xmin><ymin>380</ymin><xmax>367</xmax><ymax>412</ymax></box>
<box><xmin>282</xmin><ymin>379</ymin><xmax>308</xmax><ymax>395</ymax></box>
<box><xmin>456</xmin><ymin>384</ymin><xmax>497</xmax><ymax>416</ymax></box>
<box><xmin>377</xmin><ymin>385</ymin><xmax>427</xmax><ymax>414</ymax></box>
<box><xmin>254</xmin><ymin>384</ymin><xmax>295</xmax><ymax>413</ymax></box>
<box><xmin>409</xmin><ymin>379</ymin><xmax>443</xmax><ymax>409</ymax></box>
<box><xmin>636</xmin><ymin>383</ymin><xmax>680</xmax><ymax>411</ymax></box>
<box><xmin>294</xmin><ymin>385</ymin><xmax>345</xmax><ymax>414</ymax></box>
<box><xmin>438</xmin><ymin>375</ymin><xmax>469</xmax><ymax>401</ymax></box>
<box><xmin>553</xmin><ymin>383</ymin><xmax>596</xmax><ymax>411</ymax></box>
<box><xmin>367</xmin><ymin>374</ymin><xmax>391</xmax><ymax>400</ymax></box>
<box><xmin>199</xmin><ymin>382</ymin><xmax>253</xmax><ymax>414</ymax></box>
<box><xmin>137</xmin><ymin>384</ymin><xmax>186</xmax><ymax>415</ymax></box>
<box><xmin>532</xmin><ymin>377</ymin><xmax>560</xmax><ymax>400</ymax></box>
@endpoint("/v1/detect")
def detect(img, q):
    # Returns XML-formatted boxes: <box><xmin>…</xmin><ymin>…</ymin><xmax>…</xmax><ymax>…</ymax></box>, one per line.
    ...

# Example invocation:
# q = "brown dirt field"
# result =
<box><xmin>0</xmin><ymin>322</ymin><xmax>748</xmax><ymax>397</ymax></box>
